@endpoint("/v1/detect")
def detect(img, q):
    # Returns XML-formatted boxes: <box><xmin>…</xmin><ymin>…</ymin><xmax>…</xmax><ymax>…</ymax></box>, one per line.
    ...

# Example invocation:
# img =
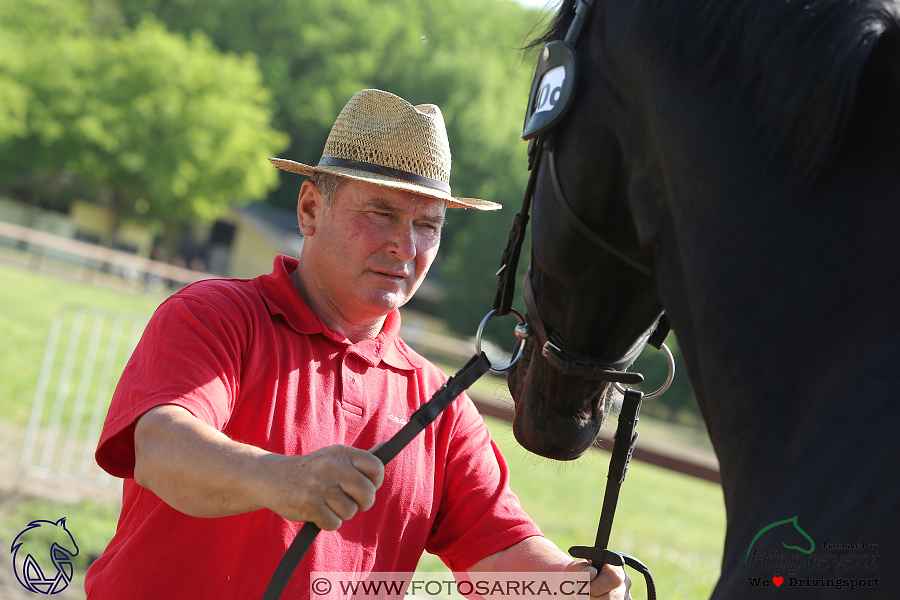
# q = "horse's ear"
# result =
<box><xmin>848</xmin><ymin>23</ymin><xmax>900</xmax><ymax>152</ymax></box>
<box><xmin>56</xmin><ymin>517</ymin><xmax>67</xmax><ymax>527</ymax></box>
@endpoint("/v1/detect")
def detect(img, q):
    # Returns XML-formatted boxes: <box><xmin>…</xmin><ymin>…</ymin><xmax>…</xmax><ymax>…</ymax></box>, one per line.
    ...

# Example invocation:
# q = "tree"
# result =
<box><xmin>0</xmin><ymin>0</ymin><xmax>96</xmax><ymax>208</ymax></box>
<box><xmin>0</xmin><ymin>2</ymin><xmax>289</xmax><ymax>248</ymax></box>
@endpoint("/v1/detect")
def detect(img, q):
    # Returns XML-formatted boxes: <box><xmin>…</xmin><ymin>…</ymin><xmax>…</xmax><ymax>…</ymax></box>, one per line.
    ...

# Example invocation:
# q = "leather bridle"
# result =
<box><xmin>492</xmin><ymin>1</ymin><xmax>670</xmax><ymax>385</ymax></box>
<box><xmin>489</xmin><ymin>1</ymin><xmax>676</xmax><ymax>597</ymax></box>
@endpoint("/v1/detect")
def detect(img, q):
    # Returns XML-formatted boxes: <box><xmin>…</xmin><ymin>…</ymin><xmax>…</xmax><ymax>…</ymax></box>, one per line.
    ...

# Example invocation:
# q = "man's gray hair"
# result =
<box><xmin>310</xmin><ymin>172</ymin><xmax>347</xmax><ymax>208</ymax></box>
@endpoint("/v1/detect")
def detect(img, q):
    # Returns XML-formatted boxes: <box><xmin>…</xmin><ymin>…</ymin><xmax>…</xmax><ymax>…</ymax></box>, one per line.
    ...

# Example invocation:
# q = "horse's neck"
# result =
<box><xmin>704</xmin><ymin>336</ymin><xmax>900</xmax><ymax>504</ymax></box>
<box><xmin>663</xmin><ymin>178</ymin><xmax>900</xmax><ymax>589</ymax></box>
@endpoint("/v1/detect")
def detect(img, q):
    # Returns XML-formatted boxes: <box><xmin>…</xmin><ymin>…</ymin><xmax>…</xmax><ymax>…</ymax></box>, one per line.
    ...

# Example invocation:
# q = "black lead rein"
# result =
<box><xmin>569</xmin><ymin>389</ymin><xmax>657</xmax><ymax>599</ymax></box>
<box><xmin>260</xmin><ymin>352</ymin><xmax>492</xmax><ymax>600</ymax></box>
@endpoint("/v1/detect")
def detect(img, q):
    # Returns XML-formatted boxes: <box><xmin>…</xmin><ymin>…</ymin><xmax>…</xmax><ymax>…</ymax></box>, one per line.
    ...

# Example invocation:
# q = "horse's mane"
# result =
<box><xmin>530</xmin><ymin>0</ymin><xmax>900</xmax><ymax>182</ymax></box>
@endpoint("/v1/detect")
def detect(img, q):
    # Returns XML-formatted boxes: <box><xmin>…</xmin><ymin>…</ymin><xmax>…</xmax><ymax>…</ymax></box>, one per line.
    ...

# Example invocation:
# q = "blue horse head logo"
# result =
<box><xmin>10</xmin><ymin>518</ymin><xmax>79</xmax><ymax>594</ymax></box>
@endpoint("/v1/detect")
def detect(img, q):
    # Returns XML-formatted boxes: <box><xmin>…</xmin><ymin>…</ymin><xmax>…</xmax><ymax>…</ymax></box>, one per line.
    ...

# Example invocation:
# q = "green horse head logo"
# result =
<box><xmin>745</xmin><ymin>516</ymin><xmax>815</xmax><ymax>562</ymax></box>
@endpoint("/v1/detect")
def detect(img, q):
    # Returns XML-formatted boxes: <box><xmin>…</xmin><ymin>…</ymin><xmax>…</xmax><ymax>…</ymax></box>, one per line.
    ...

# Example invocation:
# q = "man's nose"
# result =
<box><xmin>386</xmin><ymin>223</ymin><xmax>417</xmax><ymax>261</ymax></box>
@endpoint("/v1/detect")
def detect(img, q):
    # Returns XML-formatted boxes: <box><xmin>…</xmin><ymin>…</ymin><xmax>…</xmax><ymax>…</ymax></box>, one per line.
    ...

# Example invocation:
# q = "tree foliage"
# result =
<box><xmin>2</xmin><ymin>0</ymin><xmax>546</xmax><ymax>327</ymax></box>
<box><xmin>1</xmin><ymin>0</ymin><xmax>547</xmax><ymax>330</ymax></box>
<box><xmin>0</xmin><ymin>0</ymin><xmax>288</xmax><ymax>233</ymax></box>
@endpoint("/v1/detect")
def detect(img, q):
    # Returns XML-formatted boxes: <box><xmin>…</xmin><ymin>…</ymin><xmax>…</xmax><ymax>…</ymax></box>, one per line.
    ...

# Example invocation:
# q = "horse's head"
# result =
<box><xmin>506</xmin><ymin>0</ymin><xmax>900</xmax><ymax>467</ymax></box>
<box><xmin>504</xmin><ymin>1</ymin><xmax>666</xmax><ymax>460</ymax></box>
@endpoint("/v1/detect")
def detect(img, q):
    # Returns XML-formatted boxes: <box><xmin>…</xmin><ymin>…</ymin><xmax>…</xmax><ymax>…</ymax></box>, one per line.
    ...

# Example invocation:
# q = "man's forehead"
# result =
<box><xmin>346</xmin><ymin>181</ymin><xmax>446</xmax><ymax>222</ymax></box>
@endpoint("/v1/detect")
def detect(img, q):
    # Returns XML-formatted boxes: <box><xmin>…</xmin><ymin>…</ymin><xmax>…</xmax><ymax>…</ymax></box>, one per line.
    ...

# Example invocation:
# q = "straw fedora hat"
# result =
<box><xmin>268</xmin><ymin>89</ymin><xmax>501</xmax><ymax>211</ymax></box>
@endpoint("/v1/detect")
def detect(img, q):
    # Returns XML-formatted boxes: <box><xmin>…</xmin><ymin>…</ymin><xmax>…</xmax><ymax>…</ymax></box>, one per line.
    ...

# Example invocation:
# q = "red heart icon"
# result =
<box><xmin>773</xmin><ymin>576</ymin><xmax>784</xmax><ymax>587</ymax></box>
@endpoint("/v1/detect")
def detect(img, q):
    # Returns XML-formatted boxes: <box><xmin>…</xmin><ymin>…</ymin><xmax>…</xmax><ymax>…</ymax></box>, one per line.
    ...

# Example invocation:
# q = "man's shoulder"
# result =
<box><xmin>177</xmin><ymin>275</ymin><xmax>258</xmax><ymax>298</ymax></box>
<box><xmin>159</xmin><ymin>276</ymin><xmax>266</xmax><ymax>320</ymax></box>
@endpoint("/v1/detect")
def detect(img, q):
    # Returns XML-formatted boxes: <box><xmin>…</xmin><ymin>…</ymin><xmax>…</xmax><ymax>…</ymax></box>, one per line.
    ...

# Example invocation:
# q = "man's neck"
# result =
<box><xmin>290</xmin><ymin>266</ymin><xmax>386</xmax><ymax>344</ymax></box>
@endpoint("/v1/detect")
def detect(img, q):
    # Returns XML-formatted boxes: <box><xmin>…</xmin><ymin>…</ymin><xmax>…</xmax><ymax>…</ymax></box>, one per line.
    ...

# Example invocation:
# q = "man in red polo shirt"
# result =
<box><xmin>86</xmin><ymin>89</ymin><xmax>630</xmax><ymax>599</ymax></box>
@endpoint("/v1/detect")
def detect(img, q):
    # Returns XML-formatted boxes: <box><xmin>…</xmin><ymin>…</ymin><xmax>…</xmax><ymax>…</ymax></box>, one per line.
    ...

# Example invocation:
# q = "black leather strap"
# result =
<box><xmin>595</xmin><ymin>389</ymin><xmax>643</xmax><ymax>546</ymax></box>
<box><xmin>522</xmin><ymin>268</ymin><xmax>651</xmax><ymax>384</ymax></box>
<box><xmin>647</xmin><ymin>314</ymin><xmax>671</xmax><ymax>350</ymax></box>
<box><xmin>260</xmin><ymin>352</ymin><xmax>492</xmax><ymax>600</ymax></box>
<box><xmin>493</xmin><ymin>143</ymin><xmax>541</xmax><ymax>316</ymax></box>
<box><xmin>541</xmin><ymin>333</ymin><xmax>646</xmax><ymax>384</ymax></box>
<box><xmin>568</xmin><ymin>547</ymin><xmax>657</xmax><ymax>600</ymax></box>
<box><xmin>371</xmin><ymin>352</ymin><xmax>492</xmax><ymax>464</ymax></box>
<box><xmin>567</xmin><ymin>389</ymin><xmax>657</xmax><ymax>600</ymax></box>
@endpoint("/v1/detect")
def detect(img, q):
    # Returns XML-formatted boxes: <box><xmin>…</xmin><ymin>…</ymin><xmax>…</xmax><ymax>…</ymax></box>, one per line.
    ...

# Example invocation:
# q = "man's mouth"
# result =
<box><xmin>372</xmin><ymin>269</ymin><xmax>409</xmax><ymax>280</ymax></box>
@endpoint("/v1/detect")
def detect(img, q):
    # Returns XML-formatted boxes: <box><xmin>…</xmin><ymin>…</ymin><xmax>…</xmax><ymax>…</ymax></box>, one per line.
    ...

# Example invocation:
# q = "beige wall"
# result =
<box><xmin>227</xmin><ymin>221</ymin><xmax>287</xmax><ymax>279</ymax></box>
<box><xmin>70</xmin><ymin>201</ymin><xmax>154</xmax><ymax>256</ymax></box>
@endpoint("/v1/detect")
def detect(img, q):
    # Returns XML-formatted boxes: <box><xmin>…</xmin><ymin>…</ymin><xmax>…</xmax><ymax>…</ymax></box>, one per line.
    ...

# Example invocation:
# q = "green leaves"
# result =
<box><xmin>0</xmin><ymin>1</ymin><xmax>288</xmax><ymax>224</ymax></box>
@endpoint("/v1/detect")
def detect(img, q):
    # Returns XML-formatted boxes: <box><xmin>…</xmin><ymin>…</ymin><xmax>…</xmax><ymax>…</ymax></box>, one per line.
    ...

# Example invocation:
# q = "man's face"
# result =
<box><xmin>297</xmin><ymin>178</ymin><xmax>446</xmax><ymax>328</ymax></box>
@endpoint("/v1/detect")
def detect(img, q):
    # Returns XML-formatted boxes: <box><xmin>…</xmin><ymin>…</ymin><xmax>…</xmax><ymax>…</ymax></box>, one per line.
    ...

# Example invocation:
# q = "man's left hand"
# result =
<box><xmin>566</xmin><ymin>559</ymin><xmax>632</xmax><ymax>600</ymax></box>
<box><xmin>468</xmin><ymin>537</ymin><xmax>631</xmax><ymax>600</ymax></box>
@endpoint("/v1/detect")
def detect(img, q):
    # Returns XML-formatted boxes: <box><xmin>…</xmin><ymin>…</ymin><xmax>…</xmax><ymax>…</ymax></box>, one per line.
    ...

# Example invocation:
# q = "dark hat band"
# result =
<box><xmin>318</xmin><ymin>157</ymin><xmax>451</xmax><ymax>194</ymax></box>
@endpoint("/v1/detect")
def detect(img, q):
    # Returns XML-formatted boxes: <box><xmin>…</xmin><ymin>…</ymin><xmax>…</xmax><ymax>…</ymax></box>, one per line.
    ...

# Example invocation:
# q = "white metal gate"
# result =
<box><xmin>20</xmin><ymin>305</ymin><xmax>148</xmax><ymax>487</ymax></box>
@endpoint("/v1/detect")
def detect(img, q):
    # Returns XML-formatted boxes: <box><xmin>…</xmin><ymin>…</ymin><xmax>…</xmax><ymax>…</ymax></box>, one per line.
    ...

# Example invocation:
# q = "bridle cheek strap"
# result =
<box><xmin>492</xmin><ymin>142</ymin><xmax>541</xmax><ymax>317</ymax></box>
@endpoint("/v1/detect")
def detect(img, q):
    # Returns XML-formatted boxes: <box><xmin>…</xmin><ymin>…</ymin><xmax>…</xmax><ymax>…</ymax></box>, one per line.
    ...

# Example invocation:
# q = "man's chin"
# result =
<box><xmin>362</xmin><ymin>289</ymin><xmax>412</xmax><ymax>317</ymax></box>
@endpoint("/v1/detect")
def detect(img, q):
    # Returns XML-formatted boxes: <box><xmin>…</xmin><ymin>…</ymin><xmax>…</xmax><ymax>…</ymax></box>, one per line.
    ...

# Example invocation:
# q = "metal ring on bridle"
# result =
<box><xmin>475</xmin><ymin>308</ymin><xmax>530</xmax><ymax>374</ymax></box>
<box><xmin>614</xmin><ymin>343</ymin><xmax>675</xmax><ymax>400</ymax></box>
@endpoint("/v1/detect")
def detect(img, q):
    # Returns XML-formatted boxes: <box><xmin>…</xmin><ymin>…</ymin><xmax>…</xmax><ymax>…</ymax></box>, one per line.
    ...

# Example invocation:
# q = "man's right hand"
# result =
<box><xmin>258</xmin><ymin>446</ymin><xmax>385</xmax><ymax>530</ymax></box>
<box><xmin>134</xmin><ymin>405</ymin><xmax>385</xmax><ymax>530</ymax></box>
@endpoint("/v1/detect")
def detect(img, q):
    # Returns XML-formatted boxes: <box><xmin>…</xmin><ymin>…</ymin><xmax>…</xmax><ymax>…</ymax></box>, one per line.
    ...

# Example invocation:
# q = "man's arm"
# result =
<box><xmin>133</xmin><ymin>404</ymin><xmax>385</xmax><ymax>530</ymax></box>
<box><xmin>467</xmin><ymin>536</ymin><xmax>631</xmax><ymax>600</ymax></box>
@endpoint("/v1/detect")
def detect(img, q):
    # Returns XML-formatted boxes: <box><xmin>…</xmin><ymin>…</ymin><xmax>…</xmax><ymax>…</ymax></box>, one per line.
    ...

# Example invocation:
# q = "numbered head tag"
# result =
<box><xmin>522</xmin><ymin>41</ymin><xmax>577</xmax><ymax>140</ymax></box>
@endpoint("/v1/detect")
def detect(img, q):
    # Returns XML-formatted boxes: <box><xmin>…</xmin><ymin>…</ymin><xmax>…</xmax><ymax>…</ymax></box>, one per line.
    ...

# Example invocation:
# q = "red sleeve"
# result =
<box><xmin>95</xmin><ymin>292</ymin><xmax>246</xmax><ymax>478</ymax></box>
<box><xmin>426</xmin><ymin>393</ymin><xmax>544</xmax><ymax>571</ymax></box>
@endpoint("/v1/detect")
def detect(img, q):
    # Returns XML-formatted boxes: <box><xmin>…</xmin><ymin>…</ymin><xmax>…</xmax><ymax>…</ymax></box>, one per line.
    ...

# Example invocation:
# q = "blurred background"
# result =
<box><xmin>0</xmin><ymin>1</ymin><xmax>723</xmax><ymax>598</ymax></box>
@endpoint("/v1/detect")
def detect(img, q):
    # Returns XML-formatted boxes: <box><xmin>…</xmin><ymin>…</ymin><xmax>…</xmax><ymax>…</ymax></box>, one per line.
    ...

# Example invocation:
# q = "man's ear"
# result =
<box><xmin>297</xmin><ymin>179</ymin><xmax>322</xmax><ymax>236</ymax></box>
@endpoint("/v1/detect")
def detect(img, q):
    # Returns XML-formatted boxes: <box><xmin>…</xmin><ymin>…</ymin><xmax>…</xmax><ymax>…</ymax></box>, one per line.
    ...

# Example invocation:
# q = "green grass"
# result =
<box><xmin>0</xmin><ymin>262</ymin><xmax>165</xmax><ymax>425</ymax></box>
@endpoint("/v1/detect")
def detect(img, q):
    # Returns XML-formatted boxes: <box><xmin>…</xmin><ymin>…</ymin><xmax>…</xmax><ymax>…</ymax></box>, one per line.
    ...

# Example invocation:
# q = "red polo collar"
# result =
<box><xmin>254</xmin><ymin>255</ymin><xmax>421</xmax><ymax>371</ymax></box>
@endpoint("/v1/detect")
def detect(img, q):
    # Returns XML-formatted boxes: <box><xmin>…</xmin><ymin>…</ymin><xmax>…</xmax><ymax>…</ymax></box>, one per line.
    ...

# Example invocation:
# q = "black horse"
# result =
<box><xmin>506</xmin><ymin>0</ymin><xmax>900</xmax><ymax>596</ymax></box>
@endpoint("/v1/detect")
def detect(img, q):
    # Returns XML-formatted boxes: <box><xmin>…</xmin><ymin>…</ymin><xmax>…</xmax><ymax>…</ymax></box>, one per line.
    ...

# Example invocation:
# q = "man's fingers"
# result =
<box><xmin>354</xmin><ymin>447</ymin><xmax>386</xmax><ymax>488</ymax></box>
<box><xmin>567</xmin><ymin>560</ymin><xmax>631</xmax><ymax>600</ymax></box>
<box><xmin>323</xmin><ymin>484</ymin><xmax>363</xmax><ymax>522</ymax></box>
<box><xmin>261</xmin><ymin>445</ymin><xmax>386</xmax><ymax>527</ymax></box>
<box><xmin>592</xmin><ymin>563</ymin><xmax>630</xmax><ymax>600</ymax></box>
<box><xmin>336</xmin><ymin>469</ymin><xmax>379</xmax><ymax>513</ymax></box>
